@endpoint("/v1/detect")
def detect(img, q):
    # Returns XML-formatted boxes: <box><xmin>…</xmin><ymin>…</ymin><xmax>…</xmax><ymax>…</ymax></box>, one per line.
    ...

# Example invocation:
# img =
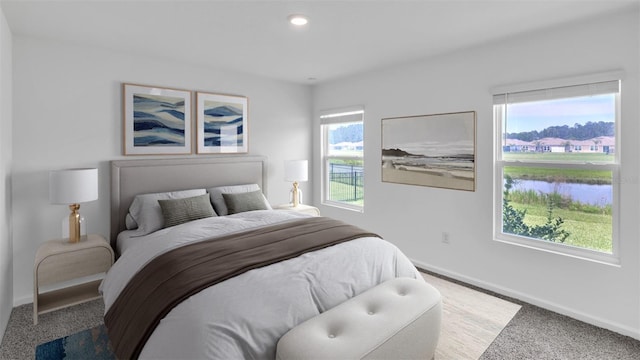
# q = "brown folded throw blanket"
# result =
<box><xmin>104</xmin><ymin>216</ymin><xmax>380</xmax><ymax>359</ymax></box>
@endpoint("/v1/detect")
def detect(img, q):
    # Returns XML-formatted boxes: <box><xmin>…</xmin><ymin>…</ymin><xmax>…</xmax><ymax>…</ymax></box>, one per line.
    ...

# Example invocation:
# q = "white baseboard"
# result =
<box><xmin>13</xmin><ymin>295</ymin><xmax>31</xmax><ymax>307</ymax></box>
<box><xmin>412</xmin><ymin>258</ymin><xmax>640</xmax><ymax>341</ymax></box>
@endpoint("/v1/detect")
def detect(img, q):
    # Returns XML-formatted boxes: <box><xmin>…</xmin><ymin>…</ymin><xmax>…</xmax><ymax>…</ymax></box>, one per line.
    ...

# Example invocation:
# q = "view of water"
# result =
<box><xmin>511</xmin><ymin>180</ymin><xmax>612</xmax><ymax>206</ymax></box>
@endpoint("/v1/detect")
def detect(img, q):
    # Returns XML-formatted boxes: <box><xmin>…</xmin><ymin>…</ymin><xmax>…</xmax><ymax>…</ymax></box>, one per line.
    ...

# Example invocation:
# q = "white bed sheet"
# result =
<box><xmin>101</xmin><ymin>210</ymin><xmax>420</xmax><ymax>359</ymax></box>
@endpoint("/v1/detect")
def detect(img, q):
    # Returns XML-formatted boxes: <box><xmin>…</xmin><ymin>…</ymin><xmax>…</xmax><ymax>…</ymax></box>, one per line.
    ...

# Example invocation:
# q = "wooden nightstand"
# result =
<box><xmin>33</xmin><ymin>234</ymin><xmax>114</xmax><ymax>324</ymax></box>
<box><xmin>274</xmin><ymin>204</ymin><xmax>321</xmax><ymax>216</ymax></box>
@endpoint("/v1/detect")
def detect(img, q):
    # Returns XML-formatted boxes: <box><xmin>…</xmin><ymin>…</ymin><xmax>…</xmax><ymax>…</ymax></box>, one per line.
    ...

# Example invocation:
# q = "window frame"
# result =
<box><xmin>493</xmin><ymin>78</ymin><xmax>621</xmax><ymax>265</ymax></box>
<box><xmin>320</xmin><ymin>107</ymin><xmax>365</xmax><ymax>212</ymax></box>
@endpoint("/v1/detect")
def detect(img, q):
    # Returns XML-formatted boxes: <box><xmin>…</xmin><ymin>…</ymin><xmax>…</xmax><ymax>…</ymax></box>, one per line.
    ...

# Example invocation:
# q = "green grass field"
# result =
<box><xmin>510</xmin><ymin>202</ymin><xmax>612</xmax><ymax>253</ymax></box>
<box><xmin>503</xmin><ymin>152</ymin><xmax>614</xmax><ymax>162</ymax></box>
<box><xmin>503</xmin><ymin>153</ymin><xmax>613</xmax><ymax>184</ymax></box>
<box><xmin>503</xmin><ymin>167</ymin><xmax>612</xmax><ymax>184</ymax></box>
<box><xmin>329</xmin><ymin>181</ymin><xmax>364</xmax><ymax>206</ymax></box>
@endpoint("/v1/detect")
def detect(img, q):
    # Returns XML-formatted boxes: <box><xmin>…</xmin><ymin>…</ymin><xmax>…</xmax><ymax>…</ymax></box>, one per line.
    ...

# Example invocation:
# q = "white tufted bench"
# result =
<box><xmin>276</xmin><ymin>277</ymin><xmax>442</xmax><ymax>360</ymax></box>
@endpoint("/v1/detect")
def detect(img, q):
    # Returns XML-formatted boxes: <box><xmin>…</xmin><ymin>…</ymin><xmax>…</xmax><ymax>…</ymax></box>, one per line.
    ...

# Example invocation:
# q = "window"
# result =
<box><xmin>320</xmin><ymin>108</ymin><xmax>364</xmax><ymax>210</ymax></box>
<box><xmin>494</xmin><ymin>79</ymin><xmax>620</xmax><ymax>262</ymax></box>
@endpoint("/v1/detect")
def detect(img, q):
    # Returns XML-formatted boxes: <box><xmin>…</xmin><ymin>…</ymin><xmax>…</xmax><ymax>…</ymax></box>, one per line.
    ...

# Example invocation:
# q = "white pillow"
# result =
<box><xmin>128</xmin><ymin>189</ymin><xmax>207</xmax><ymax>236</ymax></box>
<box><xmin>207</xmin><ymin>184</ymin><xmax>271</xmax><ymax>216</ymax></box>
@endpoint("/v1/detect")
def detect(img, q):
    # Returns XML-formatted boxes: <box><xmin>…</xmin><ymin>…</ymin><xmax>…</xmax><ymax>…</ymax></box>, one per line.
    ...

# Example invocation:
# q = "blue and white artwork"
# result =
<box><xmin>197</xmin><ymin>93</ymin><xmax>248</xmax><ymax>153</ymax></box>
<box><xmin>133</xmin><ymin>94</ymin><xmax>186</xmax><ymax>147</ymax></box>
<box><xmin>203</xmin><ymin>101</ymin><xmax>244</xmax><ymax>147</ymax></box>
<box><xmin>123</xmin><ymin>84</ymin><xmax>192</xmax><ymax>155</ymax></box>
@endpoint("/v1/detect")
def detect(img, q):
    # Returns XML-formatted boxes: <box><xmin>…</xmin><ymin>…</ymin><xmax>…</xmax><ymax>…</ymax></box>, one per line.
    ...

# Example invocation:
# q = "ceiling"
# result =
<box><xmin>1</xmin><ymin>0</ymin><xmax>637</xmax><ymax>84</ymax></box>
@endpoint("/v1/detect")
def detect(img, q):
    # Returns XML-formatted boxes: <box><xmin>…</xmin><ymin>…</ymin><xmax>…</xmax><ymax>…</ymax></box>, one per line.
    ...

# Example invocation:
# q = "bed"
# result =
<box><xmin>101</xmin><ymin>157</ymin><xmax>436</xmax><ymax>359</ymax></box>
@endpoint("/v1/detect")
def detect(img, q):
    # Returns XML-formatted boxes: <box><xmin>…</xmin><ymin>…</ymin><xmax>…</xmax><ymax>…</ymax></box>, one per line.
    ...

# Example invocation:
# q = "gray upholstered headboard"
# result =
<box><xmin>110</xmin><ymin>156</ymin><xmax>267</xmax><ymax>248</ymax></box>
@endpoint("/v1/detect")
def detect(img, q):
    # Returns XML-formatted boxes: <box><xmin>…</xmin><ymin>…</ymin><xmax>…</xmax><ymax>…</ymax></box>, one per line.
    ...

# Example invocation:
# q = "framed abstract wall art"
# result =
<box><xmin>381</xmin><ymin>111</ymin><xmax>476</xmax><ymax>191</ymax></box>
<box><xmin>196</xmin><ymin>92</ymin><xmax>248</xmax><ymax>154</ymax></box>
<box><xmin>122</xmin><ymin>83</ymin><xmax>192</xmax><ymax>155</ymax></box>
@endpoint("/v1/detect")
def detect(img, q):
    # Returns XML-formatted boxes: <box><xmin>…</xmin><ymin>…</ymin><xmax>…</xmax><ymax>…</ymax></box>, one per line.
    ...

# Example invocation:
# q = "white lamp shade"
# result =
<box><xmin>285</xmin><ymin>160</ymin><xmax>308</xmax><ymax>182</ymax></box>
<box><xmin>49</xmin><ymin>168</ymin><xmax>99</xmax><ymax>204</ymax></box>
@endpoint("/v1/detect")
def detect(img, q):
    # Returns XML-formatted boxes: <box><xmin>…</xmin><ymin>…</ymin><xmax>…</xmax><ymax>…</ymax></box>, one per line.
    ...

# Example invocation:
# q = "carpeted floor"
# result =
<box><xmin>480</xmin><ymin>304</ymin><xmax>640</xmax><ymax>360</ymax></box>
<box><xmin>0</xmin><ymin>300</ymin><xmax>104</xmax><ymax>360</ymax></box>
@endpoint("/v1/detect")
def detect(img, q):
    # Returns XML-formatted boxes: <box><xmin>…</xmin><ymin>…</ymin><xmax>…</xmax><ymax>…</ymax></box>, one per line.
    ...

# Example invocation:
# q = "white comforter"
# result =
<box><xmin>101</xmin><ymin>210</ymin><xmax>420</xmax><ymax>359</ymax></box>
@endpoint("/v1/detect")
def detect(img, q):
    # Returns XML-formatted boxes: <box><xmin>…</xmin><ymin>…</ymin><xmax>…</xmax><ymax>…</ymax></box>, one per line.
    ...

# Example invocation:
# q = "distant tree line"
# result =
<box><xmin>329</xmin><ymin>123</ymin><xmax>363</xmax><ymax>143</ymax></box>
<box><xmin>507</xmin><ymin>121</ymin><xmax>613</xmax><ymax>142</ymax></box>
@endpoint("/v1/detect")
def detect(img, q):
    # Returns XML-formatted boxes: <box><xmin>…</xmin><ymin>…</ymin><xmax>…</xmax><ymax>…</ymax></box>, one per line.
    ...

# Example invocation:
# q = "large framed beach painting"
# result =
<box><xmin>122</xmin><ymin>83</ymin><xmax>192</xmax><ymax>155</ymax></box>
<box><xmin>382</xmin><ymin>111</ymin><xmax>476</xmax><ymax>191</ymax></box>
<box><xmin>196</xmin><ymin>92</ymin><xmax>248</xmax><ymax>154</ymax></box>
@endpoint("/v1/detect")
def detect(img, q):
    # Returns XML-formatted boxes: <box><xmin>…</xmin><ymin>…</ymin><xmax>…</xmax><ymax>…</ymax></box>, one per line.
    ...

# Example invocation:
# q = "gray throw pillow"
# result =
<box><xmin>207</xmin><ymin>184</ymin><xmax>272</xmax><ymax>216</ymax></box>
<box><xmin>128</xmin><ymin>189</ymin><xmax>207</xmax><ymax>236</ymax></box>
<box><xmin>222</xmin><ymin>190</ymin><xmax>270</xmax><ymax>214</ymax></box>
<box><xmin>158</xmin><ymin>194</ymin><xmax>216</xmax><ymax>228</ymax></box>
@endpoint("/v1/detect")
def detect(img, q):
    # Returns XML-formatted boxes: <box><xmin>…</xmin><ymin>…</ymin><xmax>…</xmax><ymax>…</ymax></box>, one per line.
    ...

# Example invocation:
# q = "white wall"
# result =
<box><xmin>0</xmin><ymin>6</ymin><xmax>12</xmax><ymax>343</ymax></box>
<box><xmin>11</xmin><ymin>36</ymin><xmax>312</xmax><ymax>304</ymax></box>
<box><xmin>313</xmin><ymin>9</ymin><xmax>640</xmax><ymax>338</ymax></box>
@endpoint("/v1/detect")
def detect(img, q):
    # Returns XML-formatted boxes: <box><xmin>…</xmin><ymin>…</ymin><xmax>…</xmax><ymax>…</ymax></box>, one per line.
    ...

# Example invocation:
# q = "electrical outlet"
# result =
<box><xmin>442</xmin><ymin>232</ymin><xmax>450</xmax><ymax>244</ymax></box>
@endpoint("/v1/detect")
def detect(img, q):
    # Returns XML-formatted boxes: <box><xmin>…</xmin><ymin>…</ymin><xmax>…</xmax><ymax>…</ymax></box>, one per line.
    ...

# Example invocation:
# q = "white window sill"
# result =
<box><xmin>493</xmin><ymin>235</ymin><xmax>620</xmax><ymax>267</ymax></box>
<box><xmin>321</xmin><ymin>201</ymin><xmax>364</xmax><ymax>213</ymax></box>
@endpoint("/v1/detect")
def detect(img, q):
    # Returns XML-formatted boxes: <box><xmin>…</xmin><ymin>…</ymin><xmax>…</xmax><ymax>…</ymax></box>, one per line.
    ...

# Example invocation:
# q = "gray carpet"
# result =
<box><xmin>480</xmin><ymin>304</ymin><xmax>640</xmax><ymax>360</ymax></box>
<box><xmin>0</xmin><ymin>300</ymin><xmax>104</xmax><ymax>360</ymax></box>
<box><xmin>2</xmin><ymin>292</ymin><xmax>640</xmax><ymax>359</ymax></box>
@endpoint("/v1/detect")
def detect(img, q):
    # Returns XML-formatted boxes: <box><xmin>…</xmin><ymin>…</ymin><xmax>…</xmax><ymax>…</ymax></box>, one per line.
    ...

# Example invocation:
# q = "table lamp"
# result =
<box><xmin>49</xmin><ymin>168</ymin><xmax>98</xmax><ymax>243</ymax></box>
<box><xmin>285</xmin><ymin>160</ymin><xmax>308</xmax><ymax>207</ymax></box>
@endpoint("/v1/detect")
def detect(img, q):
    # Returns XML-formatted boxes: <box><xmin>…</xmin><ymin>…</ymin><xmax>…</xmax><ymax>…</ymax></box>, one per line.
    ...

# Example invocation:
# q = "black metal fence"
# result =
<box><xmin>329</xmin><ymin>163</ymin><xmax>364</xmax><ymax>202</ymax></box>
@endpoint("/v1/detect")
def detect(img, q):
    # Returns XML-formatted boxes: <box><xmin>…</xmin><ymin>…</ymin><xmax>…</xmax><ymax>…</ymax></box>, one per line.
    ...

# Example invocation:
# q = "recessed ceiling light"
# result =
<box><xmin>288</xmin><ymin>14</ymin><xmax>309</xmax><ymax>26</ymax></box>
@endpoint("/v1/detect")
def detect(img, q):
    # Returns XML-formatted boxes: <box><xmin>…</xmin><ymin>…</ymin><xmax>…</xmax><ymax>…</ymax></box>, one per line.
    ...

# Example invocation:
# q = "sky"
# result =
<box><xmin>504</xmin><ymin>94</ymin><xmax>615</xmax><ymax>133</ymax></box>
<box><xmin>382</xmin><ymin>112</ymin><xmax>476</xmax><ymax>156</ymax></box>
<box><xmin>383</xmin><ymin>112</ymin><xmax>475</xmax><ymax>146</ymax></box>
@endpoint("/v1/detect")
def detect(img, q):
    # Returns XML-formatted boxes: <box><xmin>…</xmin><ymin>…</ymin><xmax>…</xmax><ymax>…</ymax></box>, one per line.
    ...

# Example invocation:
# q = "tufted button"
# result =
<box><xmin>328</xmin><ymin>334</ymin><xmax>335</xmax><ymax>339</ymax></box>
<box><xmin>398</xmin><ymin>292</ymin><xmax>406</xmax><ymax>296</ymax></box>
<box><xmin>368</xmin><ymin>311</ymin><xmax>374</xmax><ymax>315</ymax></box>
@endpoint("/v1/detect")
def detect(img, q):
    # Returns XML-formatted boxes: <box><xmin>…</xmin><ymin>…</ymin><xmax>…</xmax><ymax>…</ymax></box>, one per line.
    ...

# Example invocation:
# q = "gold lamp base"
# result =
<box><xmin>68</xmin><ymin>203</ymin><xmax>81</xmax><ymax>243</ymax></box>
<box><xmin>291</xmin><ymin>181</ymin><xmax>300</xmax><ymax>207</ymax></box>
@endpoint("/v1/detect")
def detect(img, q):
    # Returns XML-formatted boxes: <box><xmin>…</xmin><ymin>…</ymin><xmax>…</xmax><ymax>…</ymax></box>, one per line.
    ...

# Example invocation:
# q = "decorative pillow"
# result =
<box><xmin>222</xmin><ymin>190</ymin><xmax>270</xmax><ymax>214</ymax></box>
<box><xmin>128</xmin><ymin>189</ymin><xmax>206</xmax><ymax>236</ymax></box>
<box><xmin>125</xmin><ymin>213</ymin><xmax>138</xmax><ymax>230</ymax></box>
<box><xmin>207</xmin><ymin>184</ymin><xmax>271</xmax><ymax>216</ymax></box>
<box><xmin>158</xmin><ymin>194</ymin><xmax>216</xmax><ymax>228</ymax></box>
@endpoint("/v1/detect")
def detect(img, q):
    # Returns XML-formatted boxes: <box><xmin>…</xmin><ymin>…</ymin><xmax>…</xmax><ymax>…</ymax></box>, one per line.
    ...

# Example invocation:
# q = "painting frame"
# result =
<box><xmin>381</xmin><ymin>111</ymin><xmax>476</xmax><ymax>191</ymax></box>
<box><xmin>196</xmin><ymin>92</ymin><xmax>249</xmax><ymax>154</ymax></box>
<box><xmin>122</xmin><ymin>83</ymin><xmax>192</xmax><ymax>155</ymax></box>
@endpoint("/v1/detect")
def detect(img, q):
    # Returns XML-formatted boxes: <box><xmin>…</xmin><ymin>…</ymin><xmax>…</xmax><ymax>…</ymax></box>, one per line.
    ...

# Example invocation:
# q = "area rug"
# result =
<box><xmin>35</xmin><ymin>324</ymin><xmax>114</xmax><ymax>360</ymax></box>
<box><xmin>421</xmin><ymin>273</ymin><xmax>522</xmax><ymax>360</ymax></box>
